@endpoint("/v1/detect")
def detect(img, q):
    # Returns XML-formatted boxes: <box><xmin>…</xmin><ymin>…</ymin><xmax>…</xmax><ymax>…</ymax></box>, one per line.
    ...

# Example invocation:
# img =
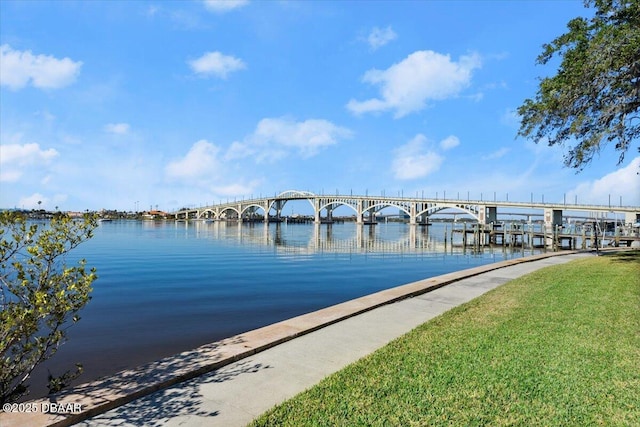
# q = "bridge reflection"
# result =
<box><xmin>175</xmin><ymin>220</ymin><xmax>537</xmax><ymax>256</ymax></box>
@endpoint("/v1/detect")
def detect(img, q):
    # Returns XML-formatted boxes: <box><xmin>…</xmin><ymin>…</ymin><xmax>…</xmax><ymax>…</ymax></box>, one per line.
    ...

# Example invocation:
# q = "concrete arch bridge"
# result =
<box><xmin>170</xmin><ymin>190</ymin><xmax>640</xmax><ymax>227</ymax></box>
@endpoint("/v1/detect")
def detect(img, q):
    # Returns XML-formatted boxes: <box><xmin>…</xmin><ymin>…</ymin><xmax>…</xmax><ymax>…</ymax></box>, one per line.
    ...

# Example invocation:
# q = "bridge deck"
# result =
<box><xmin>169</xmin><ymin>191</ymin><xmax>640</xmax><ymax>228</ymax></box>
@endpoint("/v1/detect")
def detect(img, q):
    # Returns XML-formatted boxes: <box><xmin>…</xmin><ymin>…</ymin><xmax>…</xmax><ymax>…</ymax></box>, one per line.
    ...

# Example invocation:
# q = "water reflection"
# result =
<box><xmin>29</xmin><ymin>219</ymin><xmax>533</xmax><ymax>400</ymax></box>
<box><xmin>182</xmin><ymin>221</ymin><xmax>443</xmax><ymax>253</ymax></box>
<box><xmin>180</xmin><ymin>220</ymin><xmax>534</xmax><ymax>257</ymax></box>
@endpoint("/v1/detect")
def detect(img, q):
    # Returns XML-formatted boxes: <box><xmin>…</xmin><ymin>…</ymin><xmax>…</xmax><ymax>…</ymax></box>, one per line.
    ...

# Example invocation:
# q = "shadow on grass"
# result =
<box><xmin>601</xmin><ymin>250</ymin><xmax>640</xmax><ymax>264</ymax></box>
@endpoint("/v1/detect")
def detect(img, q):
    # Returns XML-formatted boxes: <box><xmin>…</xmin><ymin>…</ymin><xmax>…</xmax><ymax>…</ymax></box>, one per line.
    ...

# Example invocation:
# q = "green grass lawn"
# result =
<box><xmin>250</xmin><ymin>251</ymin><xmax>640</xmax><ymax>426</ymax></box>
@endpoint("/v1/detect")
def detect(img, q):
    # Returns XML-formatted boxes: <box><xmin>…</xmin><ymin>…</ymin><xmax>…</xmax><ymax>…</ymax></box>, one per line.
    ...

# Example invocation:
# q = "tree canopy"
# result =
<box><xmin>517</xmin><ymin>0</ymin><xmax>640</xmax><ymax>170</ymax></box>
<box><xmin>0</xmin><ymin>212</ymin><xmax>97</xmax><ymax>404</ymax></box>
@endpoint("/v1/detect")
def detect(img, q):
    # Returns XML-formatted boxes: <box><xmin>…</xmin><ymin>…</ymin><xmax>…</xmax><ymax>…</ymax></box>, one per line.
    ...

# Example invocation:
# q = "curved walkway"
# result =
<box><xmin>1</xmin><ymin>251</ymin><xmax>593</xmax><ymax>427</ymax></box>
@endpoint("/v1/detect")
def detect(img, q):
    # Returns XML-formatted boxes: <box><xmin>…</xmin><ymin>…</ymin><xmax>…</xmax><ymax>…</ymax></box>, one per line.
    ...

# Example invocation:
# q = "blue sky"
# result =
<box><xmin>1</xmin><ymin>0</ymin><xmax>638</xmax><ymax>212</ymax></box>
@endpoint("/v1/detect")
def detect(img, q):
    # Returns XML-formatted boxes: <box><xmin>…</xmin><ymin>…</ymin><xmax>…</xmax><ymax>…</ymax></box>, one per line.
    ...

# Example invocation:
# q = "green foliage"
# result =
<box><xmin>0</xmin><ymin>212</ymin><xmax>98</xmax><ymax>404</ymax></box>
<box><xmin>518</xmin><ymin>0</ymin><xmax>640</xmax><ymax>170</ymax></box>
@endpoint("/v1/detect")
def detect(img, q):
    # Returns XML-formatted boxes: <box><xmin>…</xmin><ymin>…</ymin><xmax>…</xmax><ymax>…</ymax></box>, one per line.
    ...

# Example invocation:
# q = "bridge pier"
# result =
<box><xmin>264</xmin><ymin>200</ymin><xmax>273</xmax><ymax>222</ymax></box>
<box><xmin>314</xmin><ymin>199</ymin><xmax>321</xmax><ymax>224</ymax></box>
<box><xmin>327</xmin><ymin>204</ymin><xmax>334</xmax><ymax>222</ymax></box>
<box><xmin>237</xmin><ymin>204</ymin><xmax>243</xmax><ymax>222</ymax></box>
<box><xmin>357</xmin><ymin>200</ymin><xmax>377</xmax><ymax>224</ymax></box>
<box><xmin>625</xmin><ymin>212</ymin><xmax>639</xmax><ymax>226</ymax></box>
<box><xmin>363</xmin><ymin>201</ymin><xmax>378</xmax><ymax>224</ymax></box>
<box><xmin>544</xmin><ymin>208</ymin><xmax>563</xmax><ymax>228</ymax></box>
<box><xmin>409</xmin><ymin>203</ymin><xmax>417</xmax><ymax>225</ymax></box>
<box><xmin>478</xmin><ymin>205</ymin><xmax>497</xmax><ymax>225</ymax></box>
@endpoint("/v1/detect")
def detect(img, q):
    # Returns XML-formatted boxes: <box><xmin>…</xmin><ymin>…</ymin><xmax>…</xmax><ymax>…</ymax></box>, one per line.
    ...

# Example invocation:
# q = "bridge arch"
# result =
<box><xmin>363</xmin><ymin>201</ymin><xmax>410</xmax><ymax>216</ymax></box>
<box><xmin>240</xmin><ymin>203</ymin><xmax>268</xmax><ymax>219</ymax></box>
<box><xmin>277</xmin><ymin>190</ymin><xmax>317</xmax><ymax>198</ymax></box>
<box><xmin>318</xmin><ymin>200</ymin><xmax>358</xmax><ymax>216</ymax></box>
<box><xmin>218</xmin><ymin>206</ymin><xmax>240</xmax><ymax>219</ymax></box>
<box><xmin>419</xmin><ymin>204</ymin><xmax>480</xmax><ymax>221</ymax></box>
<box><xmin>197</xmin><ymin>208</ymin><xmax>218</xmax><ymax>219</ymax></box>
<box><xmin>271</xmin><ymin>198</ymin><xmax>316</xmax><ymax>216</ymax></box>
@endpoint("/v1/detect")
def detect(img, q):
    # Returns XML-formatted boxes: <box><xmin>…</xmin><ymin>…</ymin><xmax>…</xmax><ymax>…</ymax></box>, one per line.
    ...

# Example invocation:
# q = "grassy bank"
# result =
<box><xmin>251</xmin><ymin>251</ymin><xmax>640</xmax><ymax>426</ymax></box>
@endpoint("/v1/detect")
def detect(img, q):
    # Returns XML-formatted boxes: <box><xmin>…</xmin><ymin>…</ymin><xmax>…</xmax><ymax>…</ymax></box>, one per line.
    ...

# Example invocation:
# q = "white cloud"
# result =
<box><xmin>482</xmin><ymin>147</ymin><xmax>510</xmax><ymax>160</ymax></box>
<box><xmin>567</xmin><ymin>156</ymin><xmax>640</xmax><ymax>205</ymax></box>
<box><xmin>202</xmin><ymin>0</ymin><xmax>249</xmax><ymax>13</ymax></box>
<box><xmin>0</xmin><ymin>143</ymin><xmax>57</xmax><ymax>164</ymax></box>
<box><xmin>189</xmin><ymin>51</ymin><xmax>246</xmax><ymax>79</ymax></box>
<box><xmin>367</xmin><ymin>26</ymin><xmax>397</xmax><ymax>50</ymax></box>
<box><xmin>440</xmin><ymin>135</ymin><xmax>460</xmax><ymax>150</ymax></box>
<box><xmin>18</xmin><ymin>193</ymin><xmax>49</xmax><ymax>210</ymax></box>
<box><xmin>104</xmin><ymin>123</ymin><xmax>130</xmax><ymax>135</ymax></box>
<box><xmin>254</xmin><ymin>118</ymin><xmax>352</xmax><ymax>157</ymax></box>
<box><xmin>392</xmin><ymin>134</ymin><xmax>443</xmax><ymax>180</ymax></box>
<box><xmin>165</xmin><ymin>140</ymin><xmax>222</xmax><ymax>180</ymax></box>
<box><xmin>164</xmin><ymin>140</ymin><xmax>263</xmax><ymax>199</ymax></box>
<box><xmin>38</xmin><ymin>110</ymin><xmax>56</xmax><ymax>123</ymax></box>
<box><xmin>0</xmin><ymin>44</ymin><xmax>82</xmax><ymax>90</ymax></box>
<box><xmin>230</xmin><ymin>117</ymin><xmax>352</xmax><ymax>162</ymax></box>
<box><xmin>346</xmin><ymin>50</ymin><xmax>481</xmax><ymax>118</ymax></box>
<box><xmin>170</xmin><ymin>10</ymin><xmax>208</xmax><ymax>30</ymax></box>
<box><xmin>213</xmin><ymin>181</ymin><xmax>260</xmax><ymax>196</ymax></box>
<box><xmin>0</xmin><ymin>143</ymin><xmax>59</xmax><ymax>182</ymax></box>
<box><xmin>0</xmin><ymin>169</ymin><xmax>22</xmax><ymax>183</ymax></box>
<box><xmin>164</xmin><ymin>118</ymin><xmax>350</xmax><ymax>200</ymax></box>
<box><xmin>224</xmin><ymin>140</ymin><xmax>255</xmax><ymax>161</ymax></box>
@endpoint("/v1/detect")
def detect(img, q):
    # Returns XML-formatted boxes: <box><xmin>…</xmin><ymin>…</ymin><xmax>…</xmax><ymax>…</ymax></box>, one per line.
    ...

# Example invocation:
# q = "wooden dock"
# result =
<box><xmin>448</xmin><ymin>223</ymin><xmax>640</xmax><ymax>251</ymax></box>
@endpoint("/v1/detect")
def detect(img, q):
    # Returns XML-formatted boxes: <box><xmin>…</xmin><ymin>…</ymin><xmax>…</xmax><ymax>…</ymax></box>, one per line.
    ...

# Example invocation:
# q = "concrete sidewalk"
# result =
<box><xmin>0</xmin><ymin>251</ymin><xmax>593</xmax><ymax>427</ymax></box>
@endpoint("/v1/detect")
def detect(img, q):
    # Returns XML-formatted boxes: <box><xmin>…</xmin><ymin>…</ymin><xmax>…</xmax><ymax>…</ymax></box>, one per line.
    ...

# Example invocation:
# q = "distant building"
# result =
<box><xmin>142</xmin><ymin>210</ymin><xmax>168</xmax><ymax>220</ymax></box>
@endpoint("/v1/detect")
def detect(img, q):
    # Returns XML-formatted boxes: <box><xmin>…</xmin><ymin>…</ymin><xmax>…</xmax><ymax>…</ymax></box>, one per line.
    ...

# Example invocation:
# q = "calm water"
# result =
<box><xmin>31</xmin><ymin>220</ymin><xmax>537</xmax><ymax>398</ymax></box>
